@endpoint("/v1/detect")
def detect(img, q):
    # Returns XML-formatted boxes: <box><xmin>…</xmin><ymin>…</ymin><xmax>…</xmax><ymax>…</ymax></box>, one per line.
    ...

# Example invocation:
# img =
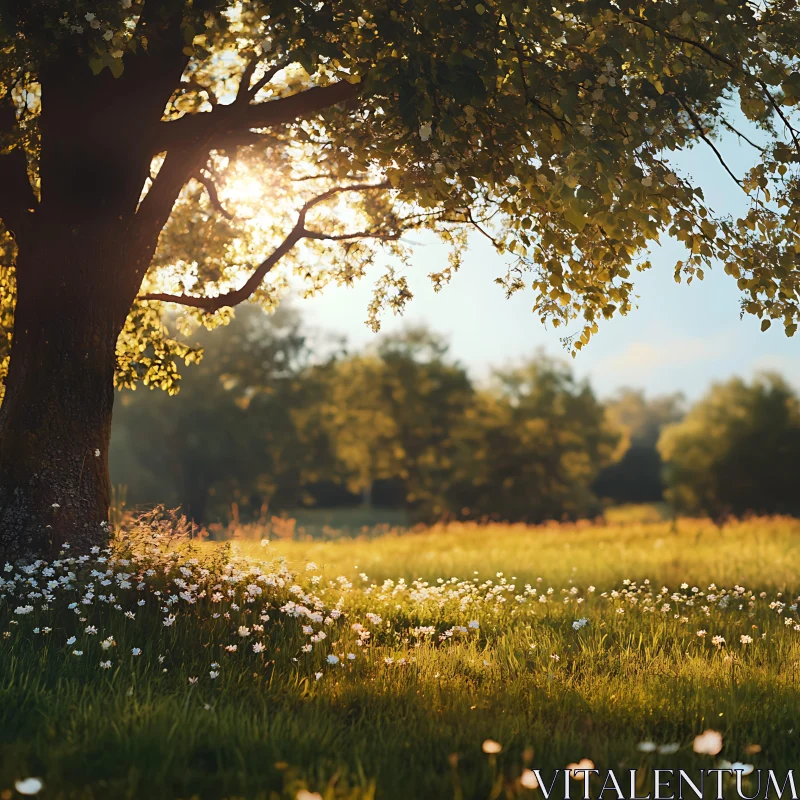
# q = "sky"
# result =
<box><xmin>292</xmin><ymin>125</ymin><xmax>799</xmax><ymax>401</ymax></box>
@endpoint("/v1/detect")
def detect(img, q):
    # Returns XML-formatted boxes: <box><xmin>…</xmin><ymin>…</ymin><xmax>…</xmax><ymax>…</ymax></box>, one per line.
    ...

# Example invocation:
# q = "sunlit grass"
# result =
<box><xmin>2</xmin><ymin>515</ymin><xmax>800</xmax><ymax>799</ymax></box>
<box><xmin>246</xmin><ymin>515</ymin><xmax>800</xmax><ymax>590</ymax></box>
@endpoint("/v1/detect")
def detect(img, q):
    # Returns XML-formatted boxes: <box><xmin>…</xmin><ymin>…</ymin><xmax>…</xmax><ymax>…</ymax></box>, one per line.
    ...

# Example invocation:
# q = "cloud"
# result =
<box><xmin>596</xmin><ymin>333</ymin><xmax>727</xmax><ymax>379</ymax></box>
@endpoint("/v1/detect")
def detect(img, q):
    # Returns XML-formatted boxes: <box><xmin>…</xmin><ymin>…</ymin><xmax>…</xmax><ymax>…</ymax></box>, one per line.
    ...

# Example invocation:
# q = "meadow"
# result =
<box><xmin>3</xmin><ymin>513</ymin><xmax>800</xmax><ymax>799</ymax></box>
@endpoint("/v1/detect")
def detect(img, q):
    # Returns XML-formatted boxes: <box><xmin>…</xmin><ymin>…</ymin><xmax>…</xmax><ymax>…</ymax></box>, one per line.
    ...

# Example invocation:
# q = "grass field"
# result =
<box><xmin>3</xmin><ymin>514</ymin><xmax>800</xmax><ymax>799</ymax></box>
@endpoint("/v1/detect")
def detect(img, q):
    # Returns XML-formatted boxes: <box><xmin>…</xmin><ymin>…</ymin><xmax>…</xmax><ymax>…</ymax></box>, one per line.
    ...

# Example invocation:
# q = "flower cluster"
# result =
<box><xmin>3</xmin><ymin>513</ymin><xmax>797</xmax><ymax>695</ymax></box>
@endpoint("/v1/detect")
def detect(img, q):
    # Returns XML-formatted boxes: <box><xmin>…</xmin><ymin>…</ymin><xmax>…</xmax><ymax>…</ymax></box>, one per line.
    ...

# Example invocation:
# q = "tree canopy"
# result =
<box><xmin>658</xmin><ymin>373</ymin><xmax>800</xmax><ymax>517</ymax></box>
<box><xmin>112</xmin><ymin>314</ymin><xmax>624</xmax><ymax>524</ymax></box>
<box><xmin>3</xmin><ymin>0</ymin><xmax>800</xmax><ymax>393</ymax></box>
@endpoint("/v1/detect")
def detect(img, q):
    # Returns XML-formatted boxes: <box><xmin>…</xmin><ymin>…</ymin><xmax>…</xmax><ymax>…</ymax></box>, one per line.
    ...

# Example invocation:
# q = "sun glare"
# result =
<box><xmin>223</xmin><ymin>175</ymin><xmax>265</xmax><ymax>210</ymax></box>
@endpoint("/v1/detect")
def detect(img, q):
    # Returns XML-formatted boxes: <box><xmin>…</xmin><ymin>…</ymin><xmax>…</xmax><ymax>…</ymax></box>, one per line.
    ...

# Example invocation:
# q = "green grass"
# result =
<box><xmin>3</xmin><ymin>515</ymin><xmax>800</xmax><ymax>799</ymax></box>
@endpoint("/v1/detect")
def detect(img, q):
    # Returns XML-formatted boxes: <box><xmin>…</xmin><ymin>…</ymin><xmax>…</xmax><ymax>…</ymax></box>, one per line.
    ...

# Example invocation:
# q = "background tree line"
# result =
<box><xmin>110</xmin><ymin>308</ymin><xmax>800</xmax><ymax>525</ymax></box>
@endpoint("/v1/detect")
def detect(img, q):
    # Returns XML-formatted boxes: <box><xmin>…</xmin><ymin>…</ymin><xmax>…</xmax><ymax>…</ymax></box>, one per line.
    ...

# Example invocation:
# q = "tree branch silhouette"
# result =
<box><xmin>138</xmin><ymin>181</ymin><xmax>392</xmax><ymax>312</ymax></box>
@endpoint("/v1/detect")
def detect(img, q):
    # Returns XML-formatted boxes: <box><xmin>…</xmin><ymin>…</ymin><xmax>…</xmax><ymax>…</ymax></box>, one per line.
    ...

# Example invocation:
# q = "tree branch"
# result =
<box><xmin>139</xmin><ymin>79</ymin><xmax>363</xmax><ymax>235</ymax></box>
<box><xmin>675</xmin><ymin>95</ymin><xmax>743</xmax><ymax>188</ymax></box>
<box><xmin>139</xmin><ymin>230</ymin><xmax>301</xmax><ymax>311</ymax></box>
<box><xmin>157</xmin><ymin>78</ymin><xmax>362</xmax><ymax>153</ymax></box>
<box><xmin>302</xmin><ymin>228</ymin><xmax>402</xmax><ymax>242</ymax></box>
<box><xmin>719</xmin><ymin>118</ymin><xmax>766</xmax><ymax>153</ymax></box>
<box><xmin>626</xmin><ymin>17</ymin><xmax>800</xmax><ymax>154</ymax></box>
<box><xmin>236</xmin><ymin>51</ymin><xmax>262</xmax><ymax>103</ymax></box>
<box><xmin>138</xmin><ymin>181</ymin><xmax>390</xmax><ymax>311</ymax></box>
<box><xmin>193</xmin><ymin>171</ymin><xmax>234</xmax><ymax>219</ymax></box>
<box><xmin>466</xmin><ymin>208</ymin><xmax>500</xmax><ymax>247</ymax></box>
<box><xmin>624</xmin><ymin>18</ymin><xmax>739</xmax><ymax>71</ymax></box>
<box><xmin>756</xmin><ymin>78</ymin><xmax>800</xmax><ymax>153</ymax></box>
<box><xmin>185</xmin><ymin>77</ymin><xmax>219</xmax><ymax>107</ymax></box>
<box><xmin>247</xmin><ymin>57</ymin><xmax>293</xmax><ymax>100</ymax></box>
<box><xmin>292</xmin><ymin>172</ymin><xmax>342</xmax><ymax>183</ymax></box>
<box><xmin>504</xmin><ymin>17</ymin><xmax>530</xmax><ymax>104</ymax></box>
<box><xmin>137</xmin><ymin>73</ymin><xmax>364</xmax><ymax>288</ymax></box>
<box><xmin>137</xmin><ymin>149</ymin><xmax>206</xmax><ymax>252</ymax></box>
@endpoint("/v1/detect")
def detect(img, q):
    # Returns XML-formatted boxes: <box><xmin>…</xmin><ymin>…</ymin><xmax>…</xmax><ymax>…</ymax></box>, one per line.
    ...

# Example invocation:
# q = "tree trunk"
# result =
<box><xmin>0</xmin><ymin>230</ymin><xmax>131</xmax><ymax>561</ymax></box>
<box><xmin>361</xmin><ymin>480</ymin><xmax>373</xmax><ymax>508</ymax></box>
<box><xmin>0</xmin><ymin>33</ymin><xmax>196</xmax><ymax>561</ymax></box>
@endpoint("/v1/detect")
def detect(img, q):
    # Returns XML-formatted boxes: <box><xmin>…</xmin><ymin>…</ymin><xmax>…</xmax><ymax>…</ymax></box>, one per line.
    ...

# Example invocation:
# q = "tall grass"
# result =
<box><xmin>2</xmin><ymin>515</ymin><xmax>800</xmax><ymax>799</ymax></box>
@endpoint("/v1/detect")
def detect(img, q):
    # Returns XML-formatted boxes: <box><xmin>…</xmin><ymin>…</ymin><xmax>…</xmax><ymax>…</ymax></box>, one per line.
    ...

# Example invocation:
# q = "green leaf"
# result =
<box><xmin>564</xmin><ymin>207</ymin><xmax>587</xmax><ymax>232</ymax></box>
<box><xmin>108</xmin><ymin>57</ymin><xmax>124</xmax><ymax>79</ymax></box>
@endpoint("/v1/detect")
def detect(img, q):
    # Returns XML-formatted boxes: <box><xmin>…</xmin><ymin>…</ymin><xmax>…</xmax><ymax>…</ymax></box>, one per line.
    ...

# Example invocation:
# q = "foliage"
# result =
<box><xmin>3</xmin><ymin>0</ymin><xmax>800</xmax><ymax>398</ymax></box>
<box><xmin>453</xmin><ymin>355</ymin><xmax>624</xmax><ymax>521</ymax></box>
<box><xmin>594</xmin><ymin>389</ymin><xmax>684</xmax><ymax>504</ymax></box>
<box><xmin>3</xmin><ymin>513</ymin><xmax>800</xmax><ymax>798</ymax></box>
<box><xmin>0</xmin><ymin>223</ymin><xmax>13</xmax><ymax>402</ymax></box>
<box><xmin>658</xmin><ymin>373</ymin><xmax>800</xmax><ymax>517</ymax></box>
<box><xmin>312</xmin><ymin>355</ymin><xmax>404</xmax><ymax>504</ymax></box>
<box><xmin>112</xmin><ymin>319</ymin><xmax>623</xmax><ymax>524</ymax></box>
<box><xmin>111</xmin><ymin>304</ymin><xmax>331</xmax><ymax>520</ymax></box>
<box><xmin>314</xmin><ymin>328</ymin><xmax>475</xmax><ymax>516</ymax></box>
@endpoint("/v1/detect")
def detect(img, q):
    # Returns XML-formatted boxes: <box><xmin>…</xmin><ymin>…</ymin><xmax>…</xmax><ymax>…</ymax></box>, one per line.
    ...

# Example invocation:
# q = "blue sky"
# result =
<box><xmin>295</xmin><ymin>126</ymin><xmax>798</xmax><ymax>400</ymax></box>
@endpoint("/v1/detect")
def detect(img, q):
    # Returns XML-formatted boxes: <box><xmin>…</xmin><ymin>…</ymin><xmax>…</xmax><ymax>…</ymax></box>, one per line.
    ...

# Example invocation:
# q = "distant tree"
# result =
<box><xmin>315</xmin><ymin>328</ymin><xmax>473</xmax><ymax>517</ymax></box>
<box><xmin>315</xmin><ymin>354</ymin><xmax>403</xmax><ymax>508</ymax></box>
<box><xmin>111</xmin><ymin>305</ymin><xmax>324</xmax><ymax>520</ymax></box>
<box><xmin>374</xmin><ymin>328</ymin><xmax>474</xmax><ymax>518</ymax></box>
<box><xmin>658</xmin><ymin>374</ymin><xmax>800</xmax><ymax>517</ymax></box>
<box><xmin>594</xmin><ymin>389</ymin><xmax>684</xmax><ymax>504</ymax></box>
<box><xmin>3</xmin><ymin>1</ymin><xmax>800</xmax><ymax>556</ymax></box>
<box><xmin>112</xmin><ymin>325</ymin><xmax>638</xmax><ymax>524</ymax></box>
<box><xmin>455</xmin><ymin>354</ymin><xmax>624</xmax><ymax>522</ymax></box>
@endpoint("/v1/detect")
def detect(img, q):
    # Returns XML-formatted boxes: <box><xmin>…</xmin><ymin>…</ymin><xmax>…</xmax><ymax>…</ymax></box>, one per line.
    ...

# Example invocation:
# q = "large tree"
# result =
<box><xmin>0</xmin><ymin>0</ymin><xmax>799</xmax><ymax>557</ymax></box>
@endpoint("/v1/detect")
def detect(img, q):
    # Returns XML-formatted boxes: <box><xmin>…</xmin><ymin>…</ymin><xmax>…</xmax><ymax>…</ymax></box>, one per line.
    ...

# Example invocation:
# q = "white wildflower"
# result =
<box><xmin>693</xmin><ymin>730</ymin><xmax>723</xmax><ymax>755</ymax></box>
<box><xmin>15</xmin><ymin>778</ymin><xmax>44</xmax><ymax>796</ymax></box>
<box><xmin>520</xmin><ymin>770</ymin><xmax>538</xmax><ymax>789</ymax></box>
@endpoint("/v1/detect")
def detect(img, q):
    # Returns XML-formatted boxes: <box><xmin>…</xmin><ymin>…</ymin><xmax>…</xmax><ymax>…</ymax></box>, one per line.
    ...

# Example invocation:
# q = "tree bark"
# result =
<box><xmin>0</xmin><ymin>10</ymin><xmax>199</xmax><ymax>561</ymax></box>
<box><xmin>0</xmin><ymin>228</ymin><xmax>133</xmax><ymax>561</ymax></box>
